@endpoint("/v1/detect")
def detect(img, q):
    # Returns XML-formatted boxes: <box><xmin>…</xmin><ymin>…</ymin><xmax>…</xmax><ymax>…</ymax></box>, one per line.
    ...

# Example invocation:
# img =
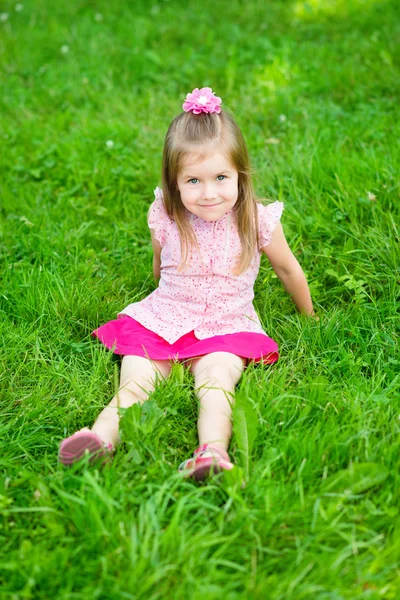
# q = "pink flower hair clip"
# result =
<box><xmin>182</xmin><ymin>87</ymin><xmax>222</xmax><ymax>114</ymax></box>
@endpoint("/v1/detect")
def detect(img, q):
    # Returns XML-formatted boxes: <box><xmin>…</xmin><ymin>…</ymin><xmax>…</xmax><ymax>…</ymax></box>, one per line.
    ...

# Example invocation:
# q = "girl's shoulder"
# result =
<box><xmin>148</xmin><ymin>187</ymin><xmax>173</xmax><ymax>246</ymax></box>
<box><xmin>149</xmin><ymin>186</ymin><xmax>167</xmax><ymax>215</ymax></box>
<box><xmin>256</xmin><ymin>200</ymin><xmax>284</xmax><ymax>249</ymax></box>
<box><xmin>256</xmin><ymin>199</ymin><xmax>284</xmax><ymax>218</ymax></box>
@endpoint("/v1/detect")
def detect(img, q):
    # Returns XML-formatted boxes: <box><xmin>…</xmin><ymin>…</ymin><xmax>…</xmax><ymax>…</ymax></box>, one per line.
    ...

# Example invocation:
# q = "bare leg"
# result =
<box><xmin>189</xmin><ymin>352</ymin><xmax>245</xmax><ymax>454</ymax></box>
<box><xmin>91</xmin><ymin>355</ymin><xmax>171</xmax><ymax>447</ymax></box>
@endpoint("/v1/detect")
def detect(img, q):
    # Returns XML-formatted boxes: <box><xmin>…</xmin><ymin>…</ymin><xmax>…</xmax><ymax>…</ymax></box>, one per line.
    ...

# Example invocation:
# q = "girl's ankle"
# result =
<box><xmin>198</xmin><ymin>443</ymin><xmax>229</xmax><ymax>459</ymax></box>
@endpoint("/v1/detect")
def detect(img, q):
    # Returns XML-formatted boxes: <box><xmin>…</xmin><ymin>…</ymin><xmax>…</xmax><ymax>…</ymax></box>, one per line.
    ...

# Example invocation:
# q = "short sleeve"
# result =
<box><xmin>148</xmin><ymin>187</ymin><xmax>170</xmax><ymax>247</ymax></box>
<box><xmin>257</xmin><ymin>201</ymin><xmax>284</xmax><ymax>249</ymax></box>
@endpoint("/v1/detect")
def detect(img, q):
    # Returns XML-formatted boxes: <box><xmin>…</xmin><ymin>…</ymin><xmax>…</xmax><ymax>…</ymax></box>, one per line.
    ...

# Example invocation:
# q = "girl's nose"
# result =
<box><xmin>202</xmin><ymin>183</ymin><xmax>217</xmax><ymax>200</ymax></box>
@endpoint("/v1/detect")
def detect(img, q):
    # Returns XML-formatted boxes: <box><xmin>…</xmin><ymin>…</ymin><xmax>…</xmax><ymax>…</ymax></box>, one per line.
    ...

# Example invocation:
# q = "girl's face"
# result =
<box><xmin>176</xmin><ymin>150</ymin><xmax>239</xmax><ymax>222</ymax></box>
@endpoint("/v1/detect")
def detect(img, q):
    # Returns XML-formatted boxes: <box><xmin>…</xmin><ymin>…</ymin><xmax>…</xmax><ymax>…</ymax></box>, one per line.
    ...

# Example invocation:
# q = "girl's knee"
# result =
<box><xmin>195</xmin><ymin>356</ymin><xmax>244</xmax><ymax>389</ymax></box>
<box><xmin>120</xmin><ymin>356</ymin><xmax>171</xmax><ymax>386</ymax></box>
<box><xmin>118</xmin><ymin>376</ymin><xmax>155</xmax><ymax>402</ymax></box>
<box><xmin>107</xmin><ymin>377</ymin><xmax>152</xmax><ymax>409</ymax></box>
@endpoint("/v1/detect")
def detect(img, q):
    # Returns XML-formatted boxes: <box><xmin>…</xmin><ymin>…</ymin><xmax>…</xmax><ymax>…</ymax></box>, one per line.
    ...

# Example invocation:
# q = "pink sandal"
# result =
<box><xmin>58</xmin><ymin>430</ymin><xmax>113</xmax><ymax>466</ymax></box>
<box><xmin>179</xmin><ymin>444</ymin><xmax>234</xmax><ymax>481</ymax></box>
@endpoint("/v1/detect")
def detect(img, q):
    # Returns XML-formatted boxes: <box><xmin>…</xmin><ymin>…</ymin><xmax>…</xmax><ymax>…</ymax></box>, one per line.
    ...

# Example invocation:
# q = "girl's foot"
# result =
<box><xmin>58</xmin><ymin>428</ymin><xmax>113</xmax><ymax>466</ymax></box>
<box><xmin>179</xmin><ymin>444</ymin><xmax>234</xmax><ymax>481</ymax></box>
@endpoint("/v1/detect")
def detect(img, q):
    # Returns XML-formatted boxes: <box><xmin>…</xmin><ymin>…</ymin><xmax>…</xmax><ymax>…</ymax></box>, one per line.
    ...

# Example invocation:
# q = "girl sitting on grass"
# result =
<box><xmin>59</xmin><ymin>87</ymin><xmax>315</xmax><ymax>480</ymax></box>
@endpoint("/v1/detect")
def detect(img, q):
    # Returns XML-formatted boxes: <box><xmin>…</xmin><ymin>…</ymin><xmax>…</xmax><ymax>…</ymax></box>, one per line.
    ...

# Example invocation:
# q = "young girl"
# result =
<box><xmin>59</xmin><ymin>87</ymin><xmax>314</xmax><ymax>480</ymax></box>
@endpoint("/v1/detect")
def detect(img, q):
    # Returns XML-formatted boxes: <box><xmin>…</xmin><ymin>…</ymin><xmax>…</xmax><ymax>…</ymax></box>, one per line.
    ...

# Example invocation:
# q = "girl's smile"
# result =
<box><xmin>176</xmin><ymin>150</ymin><xmax>239</xmax><ymax>222</ymax></box>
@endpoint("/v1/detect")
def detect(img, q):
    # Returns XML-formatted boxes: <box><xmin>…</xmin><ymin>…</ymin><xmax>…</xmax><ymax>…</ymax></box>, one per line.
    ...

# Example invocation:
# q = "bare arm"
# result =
<box><xmin>262</xmin><ymin>223</ymin><xmax>314</xmax><ymax>316</ymax></box>
<box><xmin>150</xmin><ymin>229</ymin><xmax>161</xmax><ymax>283</ymax></box>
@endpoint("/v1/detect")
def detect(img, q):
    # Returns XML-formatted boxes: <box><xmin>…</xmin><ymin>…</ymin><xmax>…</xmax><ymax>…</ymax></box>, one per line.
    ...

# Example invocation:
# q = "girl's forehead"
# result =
<box><xmin>180</xmin><ymin>149</ymin><xmax>234</xmax><ymax>173</ymax></box>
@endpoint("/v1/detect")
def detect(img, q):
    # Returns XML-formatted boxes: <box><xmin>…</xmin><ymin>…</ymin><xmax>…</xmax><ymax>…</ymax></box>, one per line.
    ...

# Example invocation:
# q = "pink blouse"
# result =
<box><xmin>120</xmin><ymin>188</ymin><xmax>284</xmax><ymax>344</ymax></box>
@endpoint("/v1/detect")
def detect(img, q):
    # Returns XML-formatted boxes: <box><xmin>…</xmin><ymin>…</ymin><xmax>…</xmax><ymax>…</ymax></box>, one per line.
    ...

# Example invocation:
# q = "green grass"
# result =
<box><xmin>1</xmin><ymin>0</ymin><xmax>399</xmax><ymax>598</ymax></box>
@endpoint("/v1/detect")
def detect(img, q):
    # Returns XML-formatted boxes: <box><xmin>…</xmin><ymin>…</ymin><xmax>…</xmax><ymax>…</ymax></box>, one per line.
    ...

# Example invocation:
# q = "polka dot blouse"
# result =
<box><xmin>119</xmin><ymin>188</ymin><xmax>284</xmax><ymax>344</ymax></box>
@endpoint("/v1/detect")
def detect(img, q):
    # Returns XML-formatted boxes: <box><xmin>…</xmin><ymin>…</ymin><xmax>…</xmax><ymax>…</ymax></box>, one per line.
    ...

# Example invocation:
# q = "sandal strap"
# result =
<box><xmin>179</xmin><ymin>444</ymin><xmax>231</xmax><ymax>472</ymax></box>
<box><xmin>194</xmin><ymin>444</ymin><xmax>230</xmax><ymax>461</ymax></box>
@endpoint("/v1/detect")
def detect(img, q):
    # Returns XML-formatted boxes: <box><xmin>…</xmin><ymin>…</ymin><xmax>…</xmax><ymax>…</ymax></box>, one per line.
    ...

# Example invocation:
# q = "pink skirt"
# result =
<box><xmin>92</xmin><ymin>315</ymin><xmax>279</xmax><ymax>364</ymax></box>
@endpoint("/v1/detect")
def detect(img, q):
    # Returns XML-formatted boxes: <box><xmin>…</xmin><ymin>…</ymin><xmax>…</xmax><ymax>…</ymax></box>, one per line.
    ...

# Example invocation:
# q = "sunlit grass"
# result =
<box><xmin>293</xmin><ymin>0</ymin><xmax>383</xmax><ymax>20</ymax></box>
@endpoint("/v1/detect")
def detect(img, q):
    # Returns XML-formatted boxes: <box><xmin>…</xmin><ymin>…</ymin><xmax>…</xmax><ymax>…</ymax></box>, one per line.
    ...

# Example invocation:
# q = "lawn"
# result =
<box><xmin>1</xmin><ymin>0</ymin><xmax>399</xmax><ymax>598</ymax></box>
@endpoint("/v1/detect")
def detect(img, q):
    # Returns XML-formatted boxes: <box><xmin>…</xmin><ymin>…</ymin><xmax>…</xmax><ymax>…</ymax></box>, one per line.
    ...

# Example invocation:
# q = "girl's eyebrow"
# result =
<box><xmin>181</xmin><ymin>169</ymin><xmax>233</xmax><ymax>178</ymax></box>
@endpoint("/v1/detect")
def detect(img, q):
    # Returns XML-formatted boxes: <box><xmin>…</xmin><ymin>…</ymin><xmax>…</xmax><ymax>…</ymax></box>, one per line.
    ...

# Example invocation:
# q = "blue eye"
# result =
<box><xmin>188</xmin><ymin>178</ymin><xmax>199</xmax><ymax>184</ymax></box>
<box><xmin>217</xmin><ymin>175</ymin><xmax>226</xmax><ymax>181</ymax></box>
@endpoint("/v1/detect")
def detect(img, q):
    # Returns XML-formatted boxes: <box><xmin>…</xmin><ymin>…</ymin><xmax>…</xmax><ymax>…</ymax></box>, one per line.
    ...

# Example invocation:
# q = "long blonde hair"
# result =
<box><xmin>161</xmin><ymin>109</ymin><xmax>259</xmax><ymax>275</ymax></box>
